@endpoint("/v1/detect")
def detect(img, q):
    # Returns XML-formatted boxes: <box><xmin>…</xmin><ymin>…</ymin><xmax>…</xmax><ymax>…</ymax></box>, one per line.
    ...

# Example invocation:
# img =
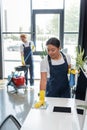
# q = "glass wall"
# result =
<box><xmin>64</xmin><ymin>0</ymin><xmax>80</xmax><ymax>64</ymax></box>
<box><xmin>2</xmin><ymin>0</ymin><xmax>31</xmax><ymax>78</ymax></box>
<box><xmin>2</xmin><ymin>0</ymin><xmax>80</xmax><ymax>78</ymax></box>
<box><xmin>33</xmin><ymin>11</ymin><xmax>63</xmax><ymax>52</ymax></box>
<box><xmin>3</xmin><ymin>0</ymin><xmax>31</xmax><ymax>32</ymax></box>
<box><xmin>32</xmin><ymin>0</ymin><xmax>63</xmax><ymax>9</ymax></box>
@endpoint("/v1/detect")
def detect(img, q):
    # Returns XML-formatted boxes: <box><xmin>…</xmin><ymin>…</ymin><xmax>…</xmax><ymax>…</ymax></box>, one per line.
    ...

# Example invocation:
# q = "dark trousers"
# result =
<box><xmin>25</xmin><ymin>61</ymin><xmax>34</xmax><ymax>85</ymax></box>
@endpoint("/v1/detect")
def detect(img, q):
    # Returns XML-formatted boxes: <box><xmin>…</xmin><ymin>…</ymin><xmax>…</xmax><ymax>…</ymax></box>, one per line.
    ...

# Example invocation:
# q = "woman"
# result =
<box><xmin>20</xmin><ymin>34</ymin><xmax>35</xmax><ymax>86</ymax></box>
<box><xmin>34</xmin><ymin>37</ymin><xmax>71</xmax><ymax>108</ymax></box>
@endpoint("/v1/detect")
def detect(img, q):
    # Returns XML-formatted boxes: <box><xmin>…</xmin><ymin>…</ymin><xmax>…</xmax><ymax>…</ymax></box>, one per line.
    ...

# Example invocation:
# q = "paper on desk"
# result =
<box><xmin>32</xmin><ymin>101</ymin><xmax>48</xmax><ymax>109</ymax></box>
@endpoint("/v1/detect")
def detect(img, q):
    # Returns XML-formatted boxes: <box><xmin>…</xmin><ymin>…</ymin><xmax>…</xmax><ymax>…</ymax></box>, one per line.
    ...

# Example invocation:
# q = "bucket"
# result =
<box><xmin>12</xmin><ymin>76</ymin><xmax>25</xmax><ymax>87</ymax></box>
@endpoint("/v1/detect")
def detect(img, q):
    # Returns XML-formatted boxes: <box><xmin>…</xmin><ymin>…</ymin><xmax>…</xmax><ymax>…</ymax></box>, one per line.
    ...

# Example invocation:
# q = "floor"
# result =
<box><xmin>0</xmin><ymin>78</ymin><xmax>76</xmax><ymax>126</ymax></box>
<box><xmin>0</xmin><ymin>79</ymin><xmax>40</xmax><ymax>125</ymax></box>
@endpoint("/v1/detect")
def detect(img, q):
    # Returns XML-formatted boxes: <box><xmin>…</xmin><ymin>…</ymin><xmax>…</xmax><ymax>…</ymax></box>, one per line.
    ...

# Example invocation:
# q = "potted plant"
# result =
<box><xmin>75</xmin><ymin>45</ymin><xmax>87</xmax><ymax>110</ymax></box>
<box><xmin>40</xmin><ymin>43</ymin><xmax>47</xmax><ymax>59</ymax></box>
<box><xmin>75</xmin><ymin>45</ymin><xmax>85</xmax><ymax>70</ymax></box>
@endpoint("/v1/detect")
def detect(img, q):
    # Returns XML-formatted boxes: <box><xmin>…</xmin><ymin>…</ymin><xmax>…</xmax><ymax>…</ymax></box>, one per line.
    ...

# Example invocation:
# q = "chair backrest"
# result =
<box><xmin>0</xmin><ymin>115</ymin><xmax>21</xmax><ymax>130</ymax></box>
<box><xmin>75</xmin><ymin>68</ymin><xmax>87</xmax><ymax>130</ymax></box>
<box><xmin>75</xmin><ymin>68</ymin><xmax>87</xmax><ymax>100</ymax></box>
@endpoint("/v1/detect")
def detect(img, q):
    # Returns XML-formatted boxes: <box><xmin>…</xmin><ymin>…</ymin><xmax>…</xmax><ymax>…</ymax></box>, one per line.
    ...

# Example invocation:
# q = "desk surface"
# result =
<box><xmin>21</xmin><ymin>98</ymin><xmax>87</xmax><ymax>130</ymax></box>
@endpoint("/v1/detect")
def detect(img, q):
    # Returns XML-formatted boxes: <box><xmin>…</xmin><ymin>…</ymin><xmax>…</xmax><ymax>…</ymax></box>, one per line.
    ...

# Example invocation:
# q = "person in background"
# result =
<box><xmin>20</xmin><ymin>34</ymin><xmax>35</xmax><ymax>86</ymax></box>
<box><xmin>34</xmin><ymin>37</ymin><xmax>71</xmax><ymax>108</ymax></box>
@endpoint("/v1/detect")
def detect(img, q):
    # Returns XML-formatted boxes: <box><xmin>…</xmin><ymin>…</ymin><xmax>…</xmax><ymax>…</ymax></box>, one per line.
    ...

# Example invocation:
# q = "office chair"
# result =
<box><xmin>75</xmin><ymin>68</ymin><xmax>87</xmax><ymax>100</ymax></box>
<box><xmin>0</xmin><ymin>114</ymin><xmax>21</xmax><ymax>130</ymax></box>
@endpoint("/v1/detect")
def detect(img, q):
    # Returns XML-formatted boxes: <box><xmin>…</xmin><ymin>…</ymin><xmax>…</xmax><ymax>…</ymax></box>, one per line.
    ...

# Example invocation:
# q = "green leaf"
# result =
<box><xmin>75</xmin><ymin>45</ymin><xmax>85</xmax><ymax>69</ymax></box>
<box><xmin>77</xmin><ymin>105</ymin><xmax>87</xmax><ymax>109</ymax></box>
<box><xmin>40</xmin><ymin>43</ymin><xmax>47</xmax><ymax>59</ymax></box>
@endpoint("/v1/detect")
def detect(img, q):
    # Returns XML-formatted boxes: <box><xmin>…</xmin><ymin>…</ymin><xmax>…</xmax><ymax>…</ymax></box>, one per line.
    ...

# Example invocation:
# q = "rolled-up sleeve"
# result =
<box><xmin>66</xmin><ymin>54</ymin><xmax>71</xmax><ymax>65</ymax></box>
<box><xmin>20</xmin><ymin>44</ymin><xmax>24</xmax><ymax>53</ymax></box>
<box><xmin>40</xmin><ymin>56</ymin><xmax>48</xmax><ymax>72</ymax></box>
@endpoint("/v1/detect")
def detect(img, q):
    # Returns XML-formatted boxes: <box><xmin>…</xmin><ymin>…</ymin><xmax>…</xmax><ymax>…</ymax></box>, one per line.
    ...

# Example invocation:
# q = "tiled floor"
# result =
<box><xmin>0</xmin><ymin>79</ymin><xmax>40</xmax><ymax>125</ymax></box>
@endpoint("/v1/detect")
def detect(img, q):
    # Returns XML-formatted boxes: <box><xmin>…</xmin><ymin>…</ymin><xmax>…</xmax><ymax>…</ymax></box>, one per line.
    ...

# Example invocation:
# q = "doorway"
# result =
<box><xmin>32</xmin><ymin>9</ymin><xmax>64</xmax><ymax>53</ymax></box>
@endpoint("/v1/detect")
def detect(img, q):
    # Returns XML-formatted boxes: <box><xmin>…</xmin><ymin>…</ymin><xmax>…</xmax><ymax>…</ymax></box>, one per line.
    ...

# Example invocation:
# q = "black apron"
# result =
<box><xmin>46</xmin><ymin>52</ymin><xmax>70</xmax><ymax>98</ymax></box>
<box><xmin>23</xmin><ymin>43</ymin><xmax>32</xmax><ymax>64</ymax></box>
<box><xmin>23</xmin><ymin>43</ymin><xmax>34</xmax><ymax>85</ymax></box>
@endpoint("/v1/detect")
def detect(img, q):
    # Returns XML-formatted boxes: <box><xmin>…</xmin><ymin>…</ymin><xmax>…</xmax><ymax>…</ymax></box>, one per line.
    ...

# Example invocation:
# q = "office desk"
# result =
<box><xmin>21</xmin><ymin>98</ymin><xmax>87</xmax><ymax>130</ymax></box>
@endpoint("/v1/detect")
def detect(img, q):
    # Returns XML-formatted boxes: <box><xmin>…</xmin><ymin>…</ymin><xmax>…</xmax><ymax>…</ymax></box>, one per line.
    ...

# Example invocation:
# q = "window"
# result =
<box><xmin>3</xmin><ymin>0</ymin><xmax>31</xmax><ymax>32</ymax></box>
<box><xmin>2</xmin><ymin>0</ymin><xmax>32</xmax><ymax>78</ymax></box>
<box><xmin>32</xmin><ymin>0</ymin><xmax>63</xmax><ymax>9</ymax></box>
<box><xmin>2</xmin><ymin>0</ymin><xmax>80</xmax><ymax>78</ymax></box>
<box><xmin>64</xmin><ymin>0</ymin><xmax>80</xmax><ymax>63</ymax></box>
